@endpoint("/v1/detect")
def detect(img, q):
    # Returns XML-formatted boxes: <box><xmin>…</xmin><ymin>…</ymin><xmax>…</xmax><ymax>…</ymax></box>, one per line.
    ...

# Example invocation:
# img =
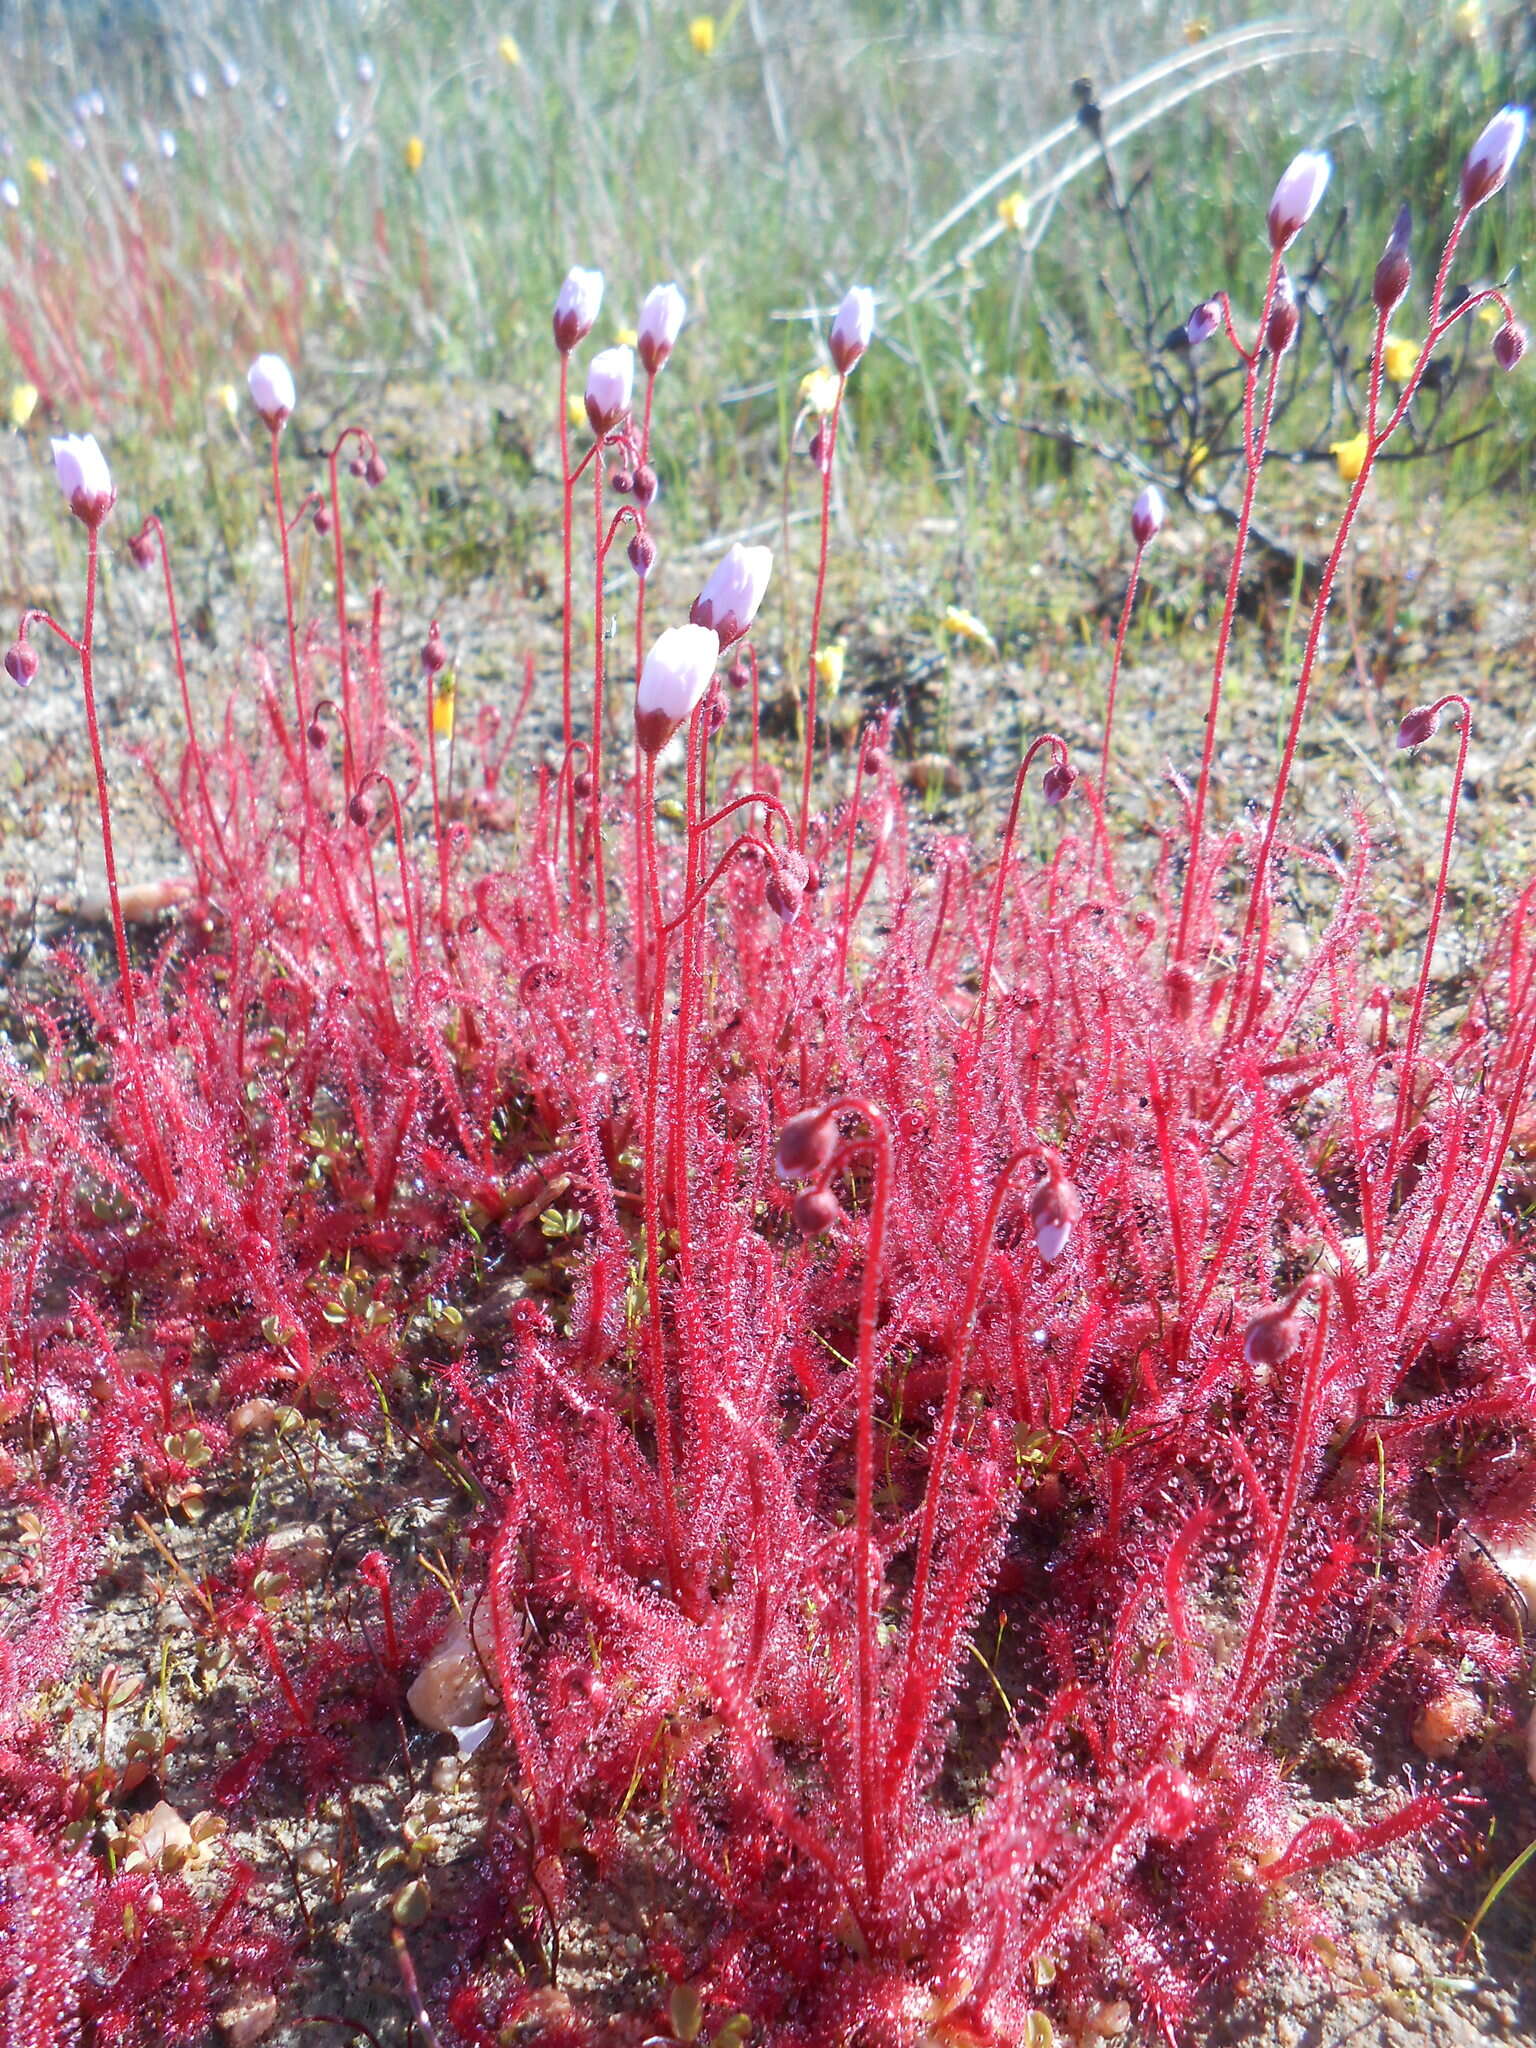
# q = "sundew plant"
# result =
<box><xmin>2</xmin><ymin>105</ymin><xmax>1536</xmax><ymax>2048</ymax></box>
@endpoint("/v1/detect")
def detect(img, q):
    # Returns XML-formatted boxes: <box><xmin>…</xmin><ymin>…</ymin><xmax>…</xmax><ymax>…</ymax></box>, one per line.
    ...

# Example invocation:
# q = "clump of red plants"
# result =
<box><xmin>3</xmin><ymin>119</ymin><xmax>1536</xmax><ymax>2048</ymax></box>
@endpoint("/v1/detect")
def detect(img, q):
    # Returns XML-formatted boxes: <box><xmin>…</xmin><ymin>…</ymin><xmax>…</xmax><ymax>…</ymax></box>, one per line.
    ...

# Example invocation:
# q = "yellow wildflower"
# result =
<box><xmin>211</xmin><ymin>383</ymin><xmax>238</xmax><ymax>419</ymax></box>
<box><xmin>568</xmin><ymin>392</ymin><xmax>587</xmax><ymax>429</ymax></box>
<box><xmin>1330</xmin><ymin>431</ymin><xmax>1369</xmax><ymax>482</ymax></box>
<box><xmin>614</xmin><ymin>325</ymin><xmax>638</xmax><ymax>349</ymax></box>
<box><xmin>25</xmin><ymin>156</ymin><xmax>51</xmax><ymax>187</ymax></box>
<box><xmin>1184</xmin><ymin>19</ymin><xmax>1211</xmax><ymax>42</ymax></box>
<box><xmin>940</xmin><ymin>605</ymin><xmax>996</xmax><ymax>652</ymax></box>
<box><xmin>498</xmin><ymin>33</ymin><xmax>521</xmax><ymax>65</ymax></box>
<box><xmin>431</xmin><ymin>674</ymin><xmax>456</xmax><ymax>740</ymax></box>
<box><xmin>996</xmin><ymin>190</ymin><xmax>1029</xmax><ymax>234</ymax></box>
<box><xmin>813</xmin><ymin>641</ymin><xmax>846</xmax><ymax>693</ymax></box>
<box><xmin>1187</xmin><ymin>439</ymin><xmax>1209</xmax><ymax>489</ymax></box>
<box><xmin>1382</xmin><ymin>334</ymin><xmax>1420</xmax><ymax>383</ymax></box>
<box><xmin>1477</xmin><ymin>298</ymin><xmax>1503</xmax><ymax>326</ymax></box>
<box><xmin>404</xmin><ymin>135</ymin><xmax>425</xmax><ymax>174</ymax></box>
<box><xmin>689</xmin><ymin>14</ymin><xmax>717</xmax><ymax>55</ymax></box>
<box><xmin>8</xmin><ymin>382</ymin><xmax>38</xmax><ymax>428</ymax></box>
<box><xmin>799</xmin><ymin>367</ymin><xmax>841</xmax><ymax>416</ymax></box>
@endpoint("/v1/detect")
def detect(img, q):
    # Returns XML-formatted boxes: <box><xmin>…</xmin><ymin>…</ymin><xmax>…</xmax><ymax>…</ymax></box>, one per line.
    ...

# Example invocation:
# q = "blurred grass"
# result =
<box><xmin>0</xmin><ymin>0</ymin><xmax>1530</xmax><ymax>531</ymax></box>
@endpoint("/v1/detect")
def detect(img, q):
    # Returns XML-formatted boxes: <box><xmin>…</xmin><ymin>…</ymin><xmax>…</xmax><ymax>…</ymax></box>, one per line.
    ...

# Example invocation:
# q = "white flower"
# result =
<box><xmin>0</xmin><ymin>180</ymin><xmax>18</xmax><ymax>209</ymax></box>
<box><xmin>637</xmin><ymin>282</ymin><xmax>686</xmax><ymax>374</ymax></box>
<box><xmin>247</xmin><ymin>353</ymin><xmax>296</xmax><ymax>428</ymax></box>
<box><xmin>1266</xmin><ymin>151</ymin><xmax>1330</xmax><ymax>252</ymax></box>
<box><xmin>1130</xmin><ymin>485</ymin><xmax>1166</xmax><ymax>548</ymax></box>
<box><xmin>1461</xmin><ymin>105</ymin><xmax>1528</xmax><ymax>212</ymax></box>
<box><xmin>553</xmin><ymin>265</ymin><xmax>604</xmax><ymax>352</ymax></box>
<box><xmin>689</xmin><ymin>543</ymin><xmax>773</xmax><ymax>650</ymax></box>
<box><xmin>121</xmin><ymin>161</ymin><xmax>140</xmax><ymax>193</ymax></box>
<box><xmin>829</xmin><ymin>285</ymin><xmax>875</xmax><ymax>373</ymax></box>
<box><xmin>584</xmin><ymin>345</ymin><xmax>634</xmax><ymax>435</ymax></box>
<box><xmin>51</xmin><ymin>433</ymin><xmax>113</xmax><ymax>523</ymax></box>
<box><xmin>158</xmin><ymin>129</ymin><xmax>177</xmax><ymax>160</ymax></box>
<box><xmin>188</xmin><ymin>69</ymin><xmax>208</xmax><ymax>100</ymax></box>
<box><xmin>636</xmin><ymin>623</ymin><xmax>720</xmax><ymax>753</ymax></box>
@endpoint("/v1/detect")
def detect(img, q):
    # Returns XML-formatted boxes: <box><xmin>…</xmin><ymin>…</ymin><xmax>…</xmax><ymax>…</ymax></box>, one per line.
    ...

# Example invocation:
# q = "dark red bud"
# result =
<box><xmin>4</xmin><ymin>639</ymin><xmax>39</xmax><ymax>687</ymax></box>
<box><xmin>349</xmin><ymin>456</ymin><xmax>368</xmax><ymax>478</ymax></box>
<box><xmin>609</xmin><ymin>469</ymin><xmax>634</xmax><ymax>495</ymax></box>
<box><xmin>808</xmin><ymin>421</ymin><xmax>833</xmax><ymax>472</ymax></box>
<box><xmin>573</xmin><ymin>770</ymin><xmax>593</xmax><ymax>801</ymax></box>
<box><xmin>313</xmin><ymin>503</ymin><xmax>333</xmax><ymax>535</ymax></box>
<box><xmin>705</xmin><ymin>687</ymin><xmax>727</xmax><ymax>738</ymax></box>
<box><xmin>364</xmin><ymin>452</ymin><xmax>388</xmax><ymax>487</ymax></box>
<box><xmin>1493</xmin><ymin>321</ymin><xmax>1526</xmax><ymax>371</ymax></box>
<box><xmin>1372</xmin><ymin>203</ymin><xmax>1412</xmax><ymax>317</ymax></box>
<box><xmin>863</xmin><ymin>745</ymin><xmax>888</xmax><ymax>774</ymax></box>
<box><xmin>1042</xmin><ymin>761</ymin><xmax>1077</xmax><ymax>806</ymax></box>
<box><xmin>307</xmin><ymin>719</ymin><xmax>327</xmax><ymax>748</ymax></box>
<box><xmin>776</xmin><ymin>1108</ymin><xmax>835</xmax><ymax>1181</ymax></box>
<box><xmin>725</xmin><ymin>656</ymin><xmax>751</xmax><ymax>692</ymax></box>
<box><xmin>628</xmin><ymin>533</ymin><xmax>657</xmax><ymax>579</ymax></box>
<box><xmin>348</xmin><ymin>792</ymin><xmax>372</xmax><ymax>827</ymax></box>
<box><xmin>421</xmin><ymin>624</ymin><xmax>448</xmax><ymax>675</ymax></box>
<box><xmin>127</xmin><ymin>531</ymin><xmax>155</xmax><ymax>570</ymax></box>
<box><xmin>793</xmin><ymin>1187</ymin><xmax>841</xmax><ymax>1237</ymax></box>
<box><xmin>632</xmin><ymin>463</ymin><xmax>658</xmax><ymax>507</ymax></box>
<box><xmin>1265</xmin><ymin>268</ymin><xmax>1298</xmax><ymax>356</ymax></box>
<box><xmin>1397</xmin><ymin>704</ymin><xmax>1442</xmax><ymax>750</ymax></box>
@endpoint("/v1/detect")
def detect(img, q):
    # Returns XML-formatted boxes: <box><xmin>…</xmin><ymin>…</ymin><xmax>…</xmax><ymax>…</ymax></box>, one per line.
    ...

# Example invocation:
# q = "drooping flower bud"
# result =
<box><xmin>631</xmin><ymin>462</ymin><xmax>658</xmax><ymax>507</ymax></box>
<box><xmin>1042</xmin><ymin>761</ymin><xmax>1077</xmax><ymax>807</ymax></box>
<box><xmin>636</xmin><ymin>281</ymin><xmax>686</xmax><ymax>375</ymax></box>
<box><xmin>726</xmin><ymin>655</ymin><xmax>751</xmax><ymax>691</ymax></box>
<box><xmin>690</xmin><ymin>542</ymin><xmax>773</xmax><ymax>650</ymax></box>
<box><xmin>584</xmin><ymin>346</ymin><xmax>634</xmax><ymax>437</ymax></box>
<box><xmin>247</xmin><ymin>353</ymin><xmax>296</xmax><ymax>431</ymax></box>
<box><xmin>1459</xmin><ymin>105</ymin><xmax>1528</xmax><ymax>215</ymax></box>
<box><xmin>764</xmin><ymin>848</ymin><xmax>811</xmax><ymax>925</ymax></box>
<box><xmin>313</xmin><ymin>502</ymin><xmax>332</xmax><ymax>536</ymax></box>
<box><xmin>1266</xmin><ymin>150</ymin><xmax>1330</xmax><ymax>253</ymax></box>
<box><xmin>1242</xmin><ymin>1281</ymin><xmax>1313</xmax><ymax>1369</ymax></box>
<box><xmin>127</xmin><ymin>529</ymin><xmax>156</xmax><ymax>570</ymax></box>
<box><xmin>1264</xmin><ymin>266</ymin><xmax>1299</xmax><ymax>356</ymax></box>
<box><xmin>776</xmin><ymin>1107</ymin><xmax>836</xmax><ymax>1182</ymax></box>
<box><xmin>1028</xmin><ymin>1152</ymin><xmax>1082</xmax><ymax>1263</ymax></box>
<box><xmin>628</xmin><ymin>532</ymin><xmax>657</xmax><ymax>580</ymax></box>
<box><xmin>51</xmin><ymin>432</ymin><xmax>114</xmax><ymax>526</ymax></box>
<box><xmin>704</xmin><ymin>686</ymin><xmax>728</xmax><ymax>738</ymax></box>
<box><xmin>364</xmin><ymin>451</ymin><xmax>388</xmax><ymax>487</ymax></box>
<box><xmin>1493</xmin><ymin>321</ymin><xmax>1527</xmax><ymax>372</ymax></box>
<box><xmin>828</xmin><ymin>285</ymin><xmax>875</xmax><ymax>374</ymax></box>
<box><xmin>635</xmin><ymin>622</ymin><xmax>719</xmax><ymax>754</ymax></box>
<box><xmin>1130</xmin><ymin>485</ymin><xmax>1165</xmax><ymax>549</ymax></box>
<box><xmin>421</xmin><ymin>622</ymin><xmax>448</xmax><ymax>676</ymax></box>
<box><xmin>1372</xmin><ymin>204</ymin><xmax>1412</xmax><ymax>318</ymax></box>
<box><xmin>793</xmin><ymin>1186</ymin><xmax>841</xmax><ymax>1237</ymax></box>
<box><xmin>4</xmin><ymin>639</ymin><xmax>39</xmax><ymax>687</ymax></box>
<box><xmin>552</xmin><ymin>265</ymin><xmax>603</xmax><ymax>353</ymax></box>
<box><xmin>1185</xmin><ymin>298</ymin><xmax>1223</xmax><ymax>348</ymax></box>
<box><xmin>1396</xmin><ymin>703</ymin><xmax>1442</xmax><ymax>750</ymax></box>
<box><xmin>348</xmin><ymin>791</ymin><xmax>373</xmax><ymax>828</ymax></box>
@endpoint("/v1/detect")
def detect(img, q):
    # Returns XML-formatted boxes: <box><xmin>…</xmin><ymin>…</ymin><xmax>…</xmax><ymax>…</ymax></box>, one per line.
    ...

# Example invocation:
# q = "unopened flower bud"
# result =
<box><xmin>1493</xmin><ymin>321</ymin><xmax>1527</xmax><ymax>372</ymax></box>
<box><xmin>628</xmin><ymin>532</ymin><xmax>657</xmax><ymax>580</ymax></box>
<box><xmin>1397</xmin><ymin>703</ymin><xmax>1442</xmax><ymax>750</ymax></box>
<box><xmin>1242</xmin><ymin>1281</ymin><xmax>1313</xmax><ymax>1368</ymax></box>
<box><xmin>1372</xmin><ymin>204</ymin><xmax>1412</xmax><ymax>318</ymax></box>
<box><xmin>764</xmin><ymin>848</ymin><xmax>811</xmax><ymax>924</ymax></box>
<box><xmin>127</xmin><ymin>530</ymin><xmax>156</xmax><ymax>570</ymax></box>
<box><xmin>632</xmin><ymin>462</ymin><xmax>658</xmax><ymax>508</ymax></box>
<box><xmin>307</xmin><ymin>719</ymin><xmax>327</xmax><ymax>748</ymax></box>
<box><xmin>635</xmin><ymin>622</ymin><xmax>719</xmax><ymax>754</ymax></box>
<box><xmin>573</xmin><ymin>769</ymin><xmax>593</xmax><ymax>802</ymax></box>
<box><xmin>553</xmin><ymin>265</ymin><xmax>603</xmax><ymax>353</ymax></box>
<box><xmin>348</xmin><ymin>792</ymin><xmax>372</xmax><ymax>828</ymax></box>
<box><xmin>364</xmin><ymin>451</ymin><xmax>388</xmax><ymax>487</ymax></box>
<box><xmin>1266</xmin><ymin>150</ymin><xmax>1330</xmax><ymax>253</ymax></box>
<box><xmin>1265</xmin><ymin>266</ymin><xmax>1299</xmax><ymax>356</ymax></box>
<box><xmin>610</xmin><ymin>469</ymin><xmax>634</xmax><ymax>494</ymax></box>
<box><xmin>51</xmin><ymin>433</ymin><xmax>114</xmax><ymax>526</ymax></box>
<box><xmin>4</xmin><ymin>639</ymin><xmax>39</xmax><ymax>687</ymax></box>
<box><xmin>1042</xmin><ymin>760</ymin><xmax>1077</xmax><ymax>806</ymax></box>
<box><xmin>585</xmin><ymin>346</ymin><xmax>634</xmax><ymax>437</ymax></box>
<box><xmin>690</xmin><ymin>543</ymin><xmax>773</xmax><ymax>650</ymax></box>
<box><xmin>247</xmin><ymin>353</ymin><xmax>296</xmax><ymax>431</ymax></box>
<box><xmin>1130</xmin><ymin>485</ymin><xmax>1165</xmax><ymax>549</ymax></box>
<box><xmin>793</xmin><ymin>1186</ymin><xmax>841</xmax><ymax>1237</ymax></box>
<box><xmin>313</xmin><ymin>503</ymin><xmax>332</xmax><ymax>535</ymax></box>
<box><xmin>349</xmin><ymin>456</ymin><xmax>367</xmax><ymax>478</ymax></box>
<box><xmin>636</xmin><ymin>281</ymin><xmax>686</xmax><ymax>375</ymax></box>
<box><xmin>422</xmin><ymin>623</ymin><xmax>448</xmax><ymax>675</ymax></box>
<box><xmin>1028</xmin><ymin>1153</ymin><xmax>1082</xmax><ymax>1263</ymax></box>
<box><xmin>725</xmin><ymin>656</ymin><xmax>751</xmax><ymax>691</ymax></box>
<box><xmin>704</xmin><ymin>687</ymin><xmax>727</xmax><ymax>738</ymax></box>
<box><xmin>828</xmin><ymin>285</ymin><xmax>875</xmax><ymax>374</ymax></box>
<box><xmin>863</xmin><ymin>745</ymin><xmax>888</xmax><ymax>775</ymax></box>
<box><xmin>776</xmin><ymin>1107</ymin><xmax>835</xmax><ymax>1182</ymax></box>
<box><xmin>1459</xmin><ymin>105</ymin><xmax>1528</xmax><ymax>215</ymax></box>
<box><xmin>1185</xmin><ymin>298</ymin><xmax>1223</xmax><ymax>348</ymax></box>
